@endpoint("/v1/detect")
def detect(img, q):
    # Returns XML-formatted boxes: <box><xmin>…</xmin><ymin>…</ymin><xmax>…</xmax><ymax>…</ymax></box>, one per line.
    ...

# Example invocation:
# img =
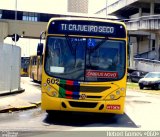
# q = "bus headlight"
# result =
<box><xmin>43</xmin><ymin>83</ymin><xmax>47</xmax><ymax>87</ymax></box>
<box><xmin>44</xmin><ymin>85</ymin><xmax>59</xmax><ymax>97</ymax></box>
<box><xmin>116</xmin><ymin>90</ymin><xmax>120</xmax><ymax>95</ymax></box>
<box><xmin>105</xmin><ymin>88</ymin><xmax>125</xmax><ymax>100</ymax></box>
<box><xmin>120</xmin><ymin>88</ymin><xmax>125</xmax><ymax>91</ymax></box>
<box><xmin>110</xmin><ymin>94</ymin><xmax>115</xmax><ymax>99</ymax></box>
<box><xmin>52</xmin><ymin>91</ymin><xmax>58</xmax><ymax>97</ymax></box>
<box><xmin>47</xmin><ymin>87</ymin><xmax>51</xmax><ymax>91</ymax></box>
<box><xmin>46</xmin><ymin>89</ymin><xmax>59</xmax><ymax>97</ymax></box>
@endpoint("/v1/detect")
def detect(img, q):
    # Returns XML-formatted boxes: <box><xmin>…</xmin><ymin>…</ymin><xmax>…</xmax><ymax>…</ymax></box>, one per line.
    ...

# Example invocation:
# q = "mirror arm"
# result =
<box><xmin>40</xmin><ymin>31</ymin><xmax>46</xmax><ymax>44</ymax></box>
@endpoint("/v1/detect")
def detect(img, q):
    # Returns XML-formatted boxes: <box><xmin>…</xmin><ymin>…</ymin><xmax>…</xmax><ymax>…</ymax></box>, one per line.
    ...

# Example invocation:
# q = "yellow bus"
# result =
<box><xmin>21</xmin><ymin>57</ymin><xmax>30</xmax><ymax>77</ymax></box>
<box><xmin>39</xmin><ymin>17</ymin><xmax>128</xmax><ymax>114</ymax></box>
<box><xmin>29</xmin><ymin>55</ymin><xmax>43</xmax><ymax>82</ymax></box>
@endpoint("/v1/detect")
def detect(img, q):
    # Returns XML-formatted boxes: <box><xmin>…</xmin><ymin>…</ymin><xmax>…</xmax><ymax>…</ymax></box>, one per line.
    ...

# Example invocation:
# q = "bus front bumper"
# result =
<box><xmin>41</xmin><ymin>93</ymin><xmax>125</xmax><ymax>114</ymax></box>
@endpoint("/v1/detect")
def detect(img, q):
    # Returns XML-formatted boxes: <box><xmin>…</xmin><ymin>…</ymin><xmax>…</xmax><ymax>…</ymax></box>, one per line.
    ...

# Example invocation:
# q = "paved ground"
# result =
<box><xmin>0</xmin><ymin>89</ymin><xmax>160</xmax><ymax>131</ymax></box>
<box><xmin>0</xmin><ymin>77</ymin><xmax>41</xmax><ymax>112</ymax></box>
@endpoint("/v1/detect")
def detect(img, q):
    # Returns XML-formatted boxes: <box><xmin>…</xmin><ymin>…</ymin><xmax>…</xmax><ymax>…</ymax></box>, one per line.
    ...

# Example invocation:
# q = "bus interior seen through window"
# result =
<box><xmin>45</xmin><ymin>36</ymin><xmax>126</xmax><ymax>82</ymax></box>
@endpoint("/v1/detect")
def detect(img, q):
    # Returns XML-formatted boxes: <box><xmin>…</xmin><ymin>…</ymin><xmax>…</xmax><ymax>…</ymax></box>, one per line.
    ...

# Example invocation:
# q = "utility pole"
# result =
<box><xmin>14</xmin><ymin>0</ymin><xmax>17</xmax><ymax>46</ymax></box>
<box><xmin>106</xmin><ymin>0</ymin><xmax>108</xmax><ymax>18</ymax></box>
<box><xmin>12</xmin><ymin>0</ymin><xmax>20</xmax><ymax>45</ymax></box>
<box><xmin>12</xmin><ymin>0</ymin><xmax>19</xmax><ymax>45</ymax></box>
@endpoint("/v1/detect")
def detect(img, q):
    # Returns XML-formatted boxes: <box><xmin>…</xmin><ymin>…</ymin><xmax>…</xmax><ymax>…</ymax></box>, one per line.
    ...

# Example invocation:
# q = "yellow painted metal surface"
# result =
<box><xmin>41</xmin><ymin>17</ymin><xmax>127</xmax><ymax>114</ymax></box>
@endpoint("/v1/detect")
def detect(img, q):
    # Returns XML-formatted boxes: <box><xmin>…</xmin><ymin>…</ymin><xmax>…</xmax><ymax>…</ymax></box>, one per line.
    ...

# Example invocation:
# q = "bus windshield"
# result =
<box><xmin>44</xmin><ymin>36</ymin><xmax>126</xmax><ymax>82</ymax></box>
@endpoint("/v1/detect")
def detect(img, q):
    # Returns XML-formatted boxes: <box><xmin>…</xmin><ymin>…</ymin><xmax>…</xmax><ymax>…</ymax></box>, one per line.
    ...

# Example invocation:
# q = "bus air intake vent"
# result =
<box><xmin>69</xmin><ymin>101</ymin><xmax>97</xmax><ymax>108</ymax></box>
<box><xmin>59</xmin><ymin>83</ymin><xmax>111</xmax><ymax>93</ymax></box>
<box><xmin>87</xmin><ymin>96</ymin><xmax>101</xmax><ymax>99</ymax></box>
<box><xmin>80</xmin><ymin>86</ymin><xmax>111</xmax><ymax>93</ymax></box>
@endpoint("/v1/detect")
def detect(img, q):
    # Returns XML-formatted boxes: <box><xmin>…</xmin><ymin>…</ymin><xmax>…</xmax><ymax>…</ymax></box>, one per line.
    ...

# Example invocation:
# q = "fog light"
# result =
<box><xmin>110</xmin><ymin>94</ymin><xmax>115</xmax><ymax>99</ymax></box>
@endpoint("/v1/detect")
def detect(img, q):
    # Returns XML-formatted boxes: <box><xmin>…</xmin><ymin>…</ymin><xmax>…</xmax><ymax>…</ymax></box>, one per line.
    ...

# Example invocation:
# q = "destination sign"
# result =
<box><xmin>60</xmin><ymin>24</ymin><xmax>115</xmax><ymax>34</ymax></box>
<box><xmin>48</xmin><ymin>20</ymin><xmax>126</xmax><ymax>38</ymax></box>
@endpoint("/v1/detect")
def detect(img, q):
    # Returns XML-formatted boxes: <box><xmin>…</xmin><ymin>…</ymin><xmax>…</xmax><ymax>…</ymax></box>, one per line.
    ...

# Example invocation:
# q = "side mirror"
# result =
<box><xmin>37</xmin><ymin>43</ymin><xmax>43</xmax><ymax>56</ymax></box>
<box><xmin>37</xmin><ymin>31</ymin><xmax>45</xmax><ymax>56</ymax></box>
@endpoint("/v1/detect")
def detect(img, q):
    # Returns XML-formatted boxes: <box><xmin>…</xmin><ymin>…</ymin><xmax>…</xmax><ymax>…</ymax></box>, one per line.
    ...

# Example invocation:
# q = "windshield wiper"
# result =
<box><xmin>65</xmin><ymin>35</ymin><xmax>76</xmax><ymax>55</ymax></box>
<box><xmin>87</xmin><ymin>39</ymin><xmax>106</xmax><ymax>67</ymax></box>
<box><xmin>65</xmin><ymin>35</ymin><xmax>79</xmax><ymax>66</ymax></box>
<box><xmin>89</xmin><ymin>39</ymin><xmax>106</xmax><ymax>53</ymax></box>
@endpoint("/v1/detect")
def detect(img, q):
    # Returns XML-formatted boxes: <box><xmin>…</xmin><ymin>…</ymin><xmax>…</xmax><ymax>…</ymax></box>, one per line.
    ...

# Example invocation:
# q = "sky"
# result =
<box><xmin>0</xmin><ymin>0</ymin><xmax>118</xmax><ymax>56</ymax></box>
<box><xmin>0</xmin><ymin>0</ymin><xmax>110</xmax><ymax>14</ymax></box>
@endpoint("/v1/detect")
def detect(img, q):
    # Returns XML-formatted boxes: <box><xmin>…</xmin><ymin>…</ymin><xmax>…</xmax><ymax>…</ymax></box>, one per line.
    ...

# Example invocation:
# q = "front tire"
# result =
<box><xmin>154</xmin><ymin>84</ymin><xmax>160</xmax><ymax>90</ymax></box>
<box><xmin>139</xmin><ymin>85</ymin><xmax>144</xmax><ymax>89</ymax></box>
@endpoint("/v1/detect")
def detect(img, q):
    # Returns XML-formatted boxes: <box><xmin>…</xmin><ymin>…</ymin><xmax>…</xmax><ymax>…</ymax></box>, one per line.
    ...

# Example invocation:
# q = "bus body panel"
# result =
<box><xmin>41</xmin><ymin>93</ymin><xmax>125</xmax><ymax>114</ymax></box>
<box><xmin>41</xmin><ymin>71</ymin><xmax>127</xmax><ymax>114</ymax></box>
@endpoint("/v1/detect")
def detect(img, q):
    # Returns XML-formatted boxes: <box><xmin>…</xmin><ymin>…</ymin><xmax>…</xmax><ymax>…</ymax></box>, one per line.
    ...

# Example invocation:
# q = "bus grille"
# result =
<box><xmin>86</xmin><ymin>96</ymin><xmax>101</xmax><ymax>99</ymax></box>
<box><xmin>80</xmin><ymin>86</ymin><xmax>110</xmax><ymax>93</ymax></box>
<box><xmin>69</xmin><ymin>101</ymin><xmax>97</xmax><ymax>108</ymax></box>
<box><xmin>59</xmin><ymin>83</ymin><xmax>111</xmax><ymax>93</ymax></box>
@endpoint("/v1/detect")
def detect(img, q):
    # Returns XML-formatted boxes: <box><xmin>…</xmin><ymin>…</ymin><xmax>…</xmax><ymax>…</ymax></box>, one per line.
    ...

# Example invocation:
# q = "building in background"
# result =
<box><xmin>1</xmin><ymin>0</ymin><xmax>107</xmax><ymax>57</ymax></box>
<box><xmin>68</xmin><ymin>0</ymin><xmax>88</xmax><ymax>13</ymax></box>
<box><xmin>97</xmin><ymin>0</ymin><xmax>160</xmax><ymax>71</ymax></box>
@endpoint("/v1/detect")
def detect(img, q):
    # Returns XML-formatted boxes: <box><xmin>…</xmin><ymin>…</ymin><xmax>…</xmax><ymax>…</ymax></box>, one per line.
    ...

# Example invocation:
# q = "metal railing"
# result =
<box><xmin>134</xmin><ymin>50</ymin><xmax>157</xmax><ymax>60</ymax></box>
<box><xmin>107</xmin><ymin>0</ymin><xmax>138</xmax><ymax>15</ymax></box>
<box><xmin>122</xmin><ymin>15</ymin><xmax>160</xmax><ymax>30</ymax></box>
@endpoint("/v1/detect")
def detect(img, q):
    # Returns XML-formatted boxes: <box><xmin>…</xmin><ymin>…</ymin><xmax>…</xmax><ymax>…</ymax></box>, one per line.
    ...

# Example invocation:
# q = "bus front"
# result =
<box><xmin>41</xmin><ymin>18</ymin><xmax>127</xmax><ymax>114</ymax></box>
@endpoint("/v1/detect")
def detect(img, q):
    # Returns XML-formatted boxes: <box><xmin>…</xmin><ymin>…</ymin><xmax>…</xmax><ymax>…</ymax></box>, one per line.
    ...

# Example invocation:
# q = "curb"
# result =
<box><xmin>0</xmin><ymin>102</ymin><xmax>41</xmax><ymax>113</ymax></box>
<box><xmin>127</xmin><ymin>88</ymin><xmax>160</xmax><ymax>95</ymax></box>
<box><xmin>0</xmin><ymin>88</ymin><xmax>25</xmax><ymax>96</ymax></box>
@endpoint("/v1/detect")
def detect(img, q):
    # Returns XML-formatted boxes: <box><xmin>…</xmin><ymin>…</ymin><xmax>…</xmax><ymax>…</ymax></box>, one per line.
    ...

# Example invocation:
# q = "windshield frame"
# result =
<box><xmin>44</xmin><ymin>35</ymin><xmax>127</xmax><ymax>82</ymax></box>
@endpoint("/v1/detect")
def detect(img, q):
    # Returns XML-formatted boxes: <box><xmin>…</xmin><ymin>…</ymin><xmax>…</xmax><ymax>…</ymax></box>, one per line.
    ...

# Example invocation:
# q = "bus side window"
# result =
<box><xmin>32</xmin><ymin>58</ymin><xmax>34</xmax><ymax>65</ymax></box>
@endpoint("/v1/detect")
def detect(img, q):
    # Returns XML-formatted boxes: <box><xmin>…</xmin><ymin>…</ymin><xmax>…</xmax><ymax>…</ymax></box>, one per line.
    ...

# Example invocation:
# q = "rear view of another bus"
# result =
<box><xmin>21</xmin><ymin>57</ymin><xmax>30</xmax><ymax>77</ymax></box>
<box><xmin>40</xmin><ymin>17</ymin><xmax>128</xmax><ymax>114</ymax></box>
<box><xmin>29</xmin><ymin>55</ymin><xmax>43</xmax><ymax>82</ymax></box>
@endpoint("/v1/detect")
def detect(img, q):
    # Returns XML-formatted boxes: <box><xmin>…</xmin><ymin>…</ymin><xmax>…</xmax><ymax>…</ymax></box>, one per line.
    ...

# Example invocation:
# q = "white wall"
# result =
<box><xmin>0</xmin><ymin>44</ymin><xmax>21</xmax><ymax>94</ymax></box>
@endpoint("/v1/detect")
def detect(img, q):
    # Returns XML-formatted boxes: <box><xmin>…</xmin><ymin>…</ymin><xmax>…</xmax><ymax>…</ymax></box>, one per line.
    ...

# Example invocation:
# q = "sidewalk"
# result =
<box><xmin>0</xmin><ymin>77</ymin><xmax>41</xmax><ymax>113</ymax></box>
